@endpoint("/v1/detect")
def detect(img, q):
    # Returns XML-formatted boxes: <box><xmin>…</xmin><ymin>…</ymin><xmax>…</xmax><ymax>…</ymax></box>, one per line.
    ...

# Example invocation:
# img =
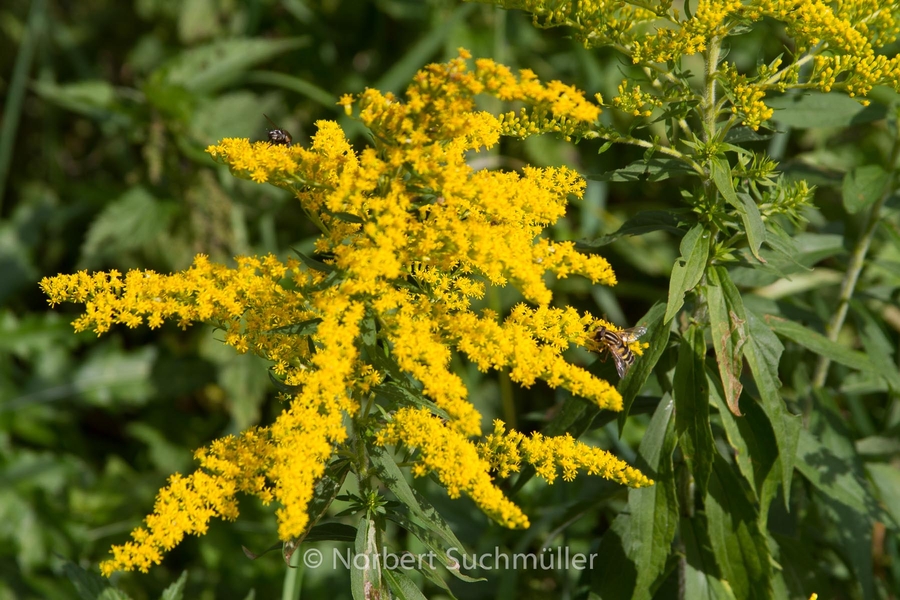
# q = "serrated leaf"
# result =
<box><xmin>159</xmin><ymin>571</ymin><xmax>188</xmax><ymax>600</ymax></box>
<box><xmin>682</xmin><ymin>515</ymin><xmax>738</xmax><ymax>600</ymax></box>
<box><xmin>842</xmin><ymin>164</ymin><xmax>888</xmax><ymax>213</ymax></box>
<box><xmin>588</xmin><ymin>157</ymin><xmax>697</xmax><ymax>182</ymax></box>
<box><xmin>618</xmin><ymin>303</ymin><xmax>670</xmax><ymax>425</ymax></box>
<box><xmin>706</xmin><ymin>267</ymin><xmax>748</xmax><ymax>414</ymax></box>
<box><xmin>796</xmin><ymin>432</ymin><xmax>867</xmax><ymax>512</ymax></box>
<box><xmin>593</xmin><ymin>396</ymin><xmax>678</xmax><ymax>600</ymax></box>
<box><xmin>851</xmin><ymin>301</ymin><xmax>900</xmax><ymax>391</ymax></box>
<box><xmin>80</xmin><ymin>187</ymin><xmax>176</xmax><ymax>268</ymax></box>
<box><xmin>764</xmin><ymin>315</ymin><xmax>877</xmax><ymax>374</ymax></box>
<box><xmin>674</xmin><ymin>326</ymin><xmax>714</xmax><ymax>494</ymax></box>
<box><xmin>767</xmin><ymin>92</ymin><xmax>886</xmax><ymax>128</ymax></box>
<box><xmin>383</xmin><ymin>569</ymin><xmax>429</xmax><ymax>600</ymax></box>
<box><xmin>665</xmin><ymin>224</ymin><xmax>710</xmax><ymax>323</ymax></box>
<box><xmin>152</xmin><ymin>37</ymin><xmax>309</xmax><ymax>94</ymax></box>
<box><xmin>706</xmin><ymin>455</ymin><xmax>773</xmax><ymax>600</ymax></box>
<box><xmin>578</xmin><ymin>210</ymin><xmax>686</xmax><ymax>248</ymax></box>
<box><xmin>743</xmin><ymin>310</ymin><xmax>800</xmax><ymax>507</ymax></box>
<box><xmin>367</xmin><ymin>445</ymin><xmax>465</xmax><ymax>552</ymax></box>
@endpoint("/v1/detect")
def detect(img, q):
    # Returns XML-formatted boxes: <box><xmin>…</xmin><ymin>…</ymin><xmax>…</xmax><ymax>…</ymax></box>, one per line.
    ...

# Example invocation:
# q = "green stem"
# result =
<box><xmin>704</xmin><ymin>36</ymin><xmax>722</xmax><ymax>143</ymax></box>
<box><xmin>812</xmin><ymin>119</ymin><xmax>900</xmax><ymax>387</ymax></box>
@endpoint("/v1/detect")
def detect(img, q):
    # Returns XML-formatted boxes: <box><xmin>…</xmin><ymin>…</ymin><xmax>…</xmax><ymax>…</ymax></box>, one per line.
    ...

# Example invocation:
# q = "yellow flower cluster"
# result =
<box><xmin>377</xmin><ymin>408</ymin><xmax>531</xmax><ymax>529</ymax></box>
<box><xmin>493</xmin><ymin>0</ymin><xmax>900</xmax><ymax>130</ymax></box>
<box><xmin>479</xmin><ymin>420</ymin><xmax>654</xmax><ymax>486</ymax></box>
<box><xmin>43</xmin><ymin>50</ymin><xmax>651</xmax><ymax>574</ymax></box>
<box><xmin>611</xmin><ymin>80</ymin><xmax>664</xmax><ymax>117</ymax></box>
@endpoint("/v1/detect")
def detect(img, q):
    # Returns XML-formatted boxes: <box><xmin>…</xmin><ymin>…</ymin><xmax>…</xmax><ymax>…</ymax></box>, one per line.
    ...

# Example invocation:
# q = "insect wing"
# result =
<box><xmin>618</xmin><ymin>326</ymin><xmax>647</xmax><ymax>343</ymax></box>
<box><xmin>611</xmin><ymin>351</ymin><xmax>629</xmax><ymax>379</ymax></box>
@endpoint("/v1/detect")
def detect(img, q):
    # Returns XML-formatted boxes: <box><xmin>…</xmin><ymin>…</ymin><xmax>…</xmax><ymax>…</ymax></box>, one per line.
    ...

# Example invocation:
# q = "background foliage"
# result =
<box><xmin>2</xmin><ymin>0</ymin><xmax>899</xmax><ymax>599</ymax></box>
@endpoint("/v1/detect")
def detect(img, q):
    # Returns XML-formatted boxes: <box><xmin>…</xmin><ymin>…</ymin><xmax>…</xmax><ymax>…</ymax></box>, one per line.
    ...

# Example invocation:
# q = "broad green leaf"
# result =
<box><xmin>367</xmin><ymin>445</ymin><xmax>465</xmax><ymax>552</ymax></box>
<box><xmin>706</xmin><ymin>455</ymin><xmax>773</xmax><ymax>600</ymax></box>
<box><xmin>62</xmin><ymin>560</ymin><xmax>131</xmax><ymax>600</ymax></box>
<box><xmin>682</xmin><ymin>515</ymin><xmax>738</xmax><ymax>600</ymax></box>
<box><xmin>866</xmin><ymin>463</ymin><xmax>900</xmax><ymax>528</ymax></box>
<box><xmin>301</xmin><ymin>522</ymin><xmax>358</xmax><ymax>543</ymax></box>
<box><xmin>664</xmin><ymin>224</ymin><xmax>710</xmax><ymax>323</ymax></box>
<box><xmin>593</xmin><ymin>396</ymin><xmax>678</xmax><ymax>600</ymax></box>
<box><xmin>795</xmin><ymin>429</ymin><xmax>875</xmax><ymax>517</ymax></box>
<box><xmin>587</xmin><ymin>157</ymin><xmax>697</xmax><ymax>182</ymax></box>
<box><xmin>851</xmin><ymin>301</ymin><xmax>900</xmax><ymax>391</ymax></box>
<box><xmin>711</xmin><ymin>158</ymin><xmax>766</xmax><ymax>262</ymax></box>
<box><xmin>818</xmin><ymin>494</ymin><xmax>875</xmax><ymax>600</ymax></box>
<box><xmin>764</xmin><ymin>315</ymin><xmax>876</xmax><ymax>374</ymax></box>
<box><xmin>744</xmin><ymin>310</ymin><xmax>800</xmax><ymax>507</ymax></box>
<box><xmin>383</xmin><ymin>569</ymin><xmax>429</xmax><ymax>600</ymax></box>
<box><xmin>385</xmin><ymin>511</ymin><xmax>483</xmax><ymax>583</ymax></box>
<box><xmin>767</xmin><ymin>92</ymin><xmax>886</xmax><ymax>128</ymax></box>
<box><xmin>80</xmin><ymin>187</ymin><xmax>177</xmax><ymax>269</ymax></box>
<box><xmin>30</xmin><ymin>80</ymin><xmax>117</xmax><ymax>118</ymax></box>
<box><xmin>771</xmin><ymin>535</ymin><xmax>821</xmax><ymax>600</ymax></box>
<box><xmin>159</xmin><ymin>571</ymin><xmax>188</xmax><ymax>600</ymax></box>
<box><xmin>706</xmin><ymin>267</ymin><xmax>748</xmax><ymax>414</ymax></box>
<box><xmin>842</xmin><ymin>164</ymin><xmax>888</xmax><ymax>213</ymax></box>
<box><xmin>674</xmin><ymin>326</ymin><xmax>714</xmax><ymax>494</ymax></box>
<box><xmin>577</xmin><ymin>210</ymin><xmax>686</xmax><ymax>248</ymax></box>
<box><xmin>152</xmin><ymin>37</ymin><xmax>310</xmax><ymax>94</ymax></box>
<box><xmin>618</xmin><ymin>303</ymin><xmax>670</xmax><ymax>426</ymax></box>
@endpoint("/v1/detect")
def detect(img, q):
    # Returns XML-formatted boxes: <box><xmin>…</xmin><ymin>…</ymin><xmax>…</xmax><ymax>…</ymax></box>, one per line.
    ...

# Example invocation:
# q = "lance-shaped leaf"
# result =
<box><xmin>744</xmin><ymin>310</ymin><xmax>801</xmax><ymax>507</ymax></box>
<box><xmin>711</xmin><ymin>157</ymin><xmax>765</xmax><ymax>263</ymax></box>
<box><xmin>706</xmin><ymin>455</ymin><xmax>773</xmax><ymax>600</ymax></box>
<box><xmin>619</xmin><ymin>302</ymin><xmax>670</xmax><ymax>427</ymax></box>
<box><xmin>674</xmin><ymin>325</ymin><xmax>714</xmax><ymax>494</ymax></box>
<box><xmin>705</xmin><ymin>267</ymin><xmax>748</xmax><ymax>415</ymax></box>
<box><xmin>592</xmin><ymin>396</ymin><xmax>678</xmax><ymax>600</ymax></box>
<box><xmin>351</xmin><ymin>516</ymin><xmax>385</xmax><ymax>600</ymax></box>
<box><xmin>764</xmin><ymin>315</ymin><xmax>877</xmax><ymax>374</ymax></box>
<box><xmin>681</xmin><ymin>515</ymin><xmax>738</xmax><ymax>600</ymax></box>
<box><xmin>664</xmin><ymin>224</ymin><xmax>710</xmax><ymax>323</ymax></box>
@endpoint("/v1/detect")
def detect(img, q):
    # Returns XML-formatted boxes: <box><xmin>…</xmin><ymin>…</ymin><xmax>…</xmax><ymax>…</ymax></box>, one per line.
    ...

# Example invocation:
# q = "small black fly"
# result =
<box><xmin>264</xmin><ymin>114</ymin><xmax>292</xmax><ymax>147</ymax></box>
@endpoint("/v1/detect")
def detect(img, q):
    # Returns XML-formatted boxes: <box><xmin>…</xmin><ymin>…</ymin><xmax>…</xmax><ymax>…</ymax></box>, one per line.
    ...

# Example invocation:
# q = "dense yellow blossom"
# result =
<box><xmin>492</xmin><ymin>0</ymin><xmax>900</xmax><ymax>130</ymax></box>
<box><xmin>479</xmin><ymin>420</ymin><xmax>654</xmax><ymax>487</ymax></box>
<box><xmin>42</xmin><ymin>51</ymin><xmax>651</xmax><ymax>575</ymax></box>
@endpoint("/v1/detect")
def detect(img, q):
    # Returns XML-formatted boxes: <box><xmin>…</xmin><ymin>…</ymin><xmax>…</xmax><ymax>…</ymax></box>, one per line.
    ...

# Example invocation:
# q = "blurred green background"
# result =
<box><xmin>3</xmin><ymin>0</ymin><xmax>899</xmax><ymax>598</ymax></box>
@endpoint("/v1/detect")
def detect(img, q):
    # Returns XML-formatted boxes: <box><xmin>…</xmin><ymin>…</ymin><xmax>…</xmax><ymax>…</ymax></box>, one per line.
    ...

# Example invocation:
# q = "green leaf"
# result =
<box><xmin>664</xmin><ymin>224</ymin><xmax>710</xmax><ymax>323</ymax></box>
<box><xmin>301</xmin><ymin>522</ymin><xmax>358</xmax><ymax>543</ymax></box>
<box><xmin>351</xmin><ymin>517</ymin><xmax>384</xmax><ymax>600</ymax></box>
<box><xmin>159</xmin><ymin>571</ymin><xmax>188</xmax><ymax>600</ymax></box>
<box><xmin>674</xmin><ymin>326</ymin><xmax>714</xmax><ymax>494</ymax></box>
<box><xmin>681</xmin><ymin>515</ymin><xmax>738</xmax><ymax>600</ymax></box>
<box><xmin>588</xmin><ymin>157</ymin><xmax>697</xmax><ymax>182</ymax></box>
<box><xmin>705</xmin><ymin>267</ymin><xmax>748</xmax><ymax>414</ymax></box>
<box><xmin>578</xmin><ymin>210</ymin><xmax>686</xmax><ymax>248</ymax></box>
<box><xmin>744</xmin><ymin>310</ymin><xmax>800</xmax><ymax>507</ymax></box>
<box><xmin>80</xmin><ymin>187</ymin><xmax>177</xmax><ymax>269</ymax></box>
<box><xmin>593</xmin><ymin>396</ymin><xmax>678</xmax><ymax>600</ymax></box>
<box><xmin>293</xmin><ymin>250</ymin><xmax>335</xmax><ymax>273</ymax></box>
<box><xmin>842</xmin><ymin>165</ymin><xmax>889</xmax><ymax>213</ymax></box>
<box><xmin>367</xmin><ymin>445</ymin><xmax>465</xmax><ymax>552</ymax></box>
<box><xmin>867</xmin><ymin>463</ymin><xmax>900</xmax><ymax>528</ymax></box>
<box><xmin>705</xmin><ymin>455</ymin><xmax>773</xmax><ymax>600</ymax></box>
<box><xmin>151</xmin><ymin>37</ymin><xmax>310</xmax><ymax>94</ymax></box>
<box><xmin>384</xmin><ymin>511</ymin><xmax>483</xmax><ymax>583</ymax></box>
<box><xmin>618</xmin><ymin>303</ymin><xmax>670</xmax><ymax>425</ymax></box>
<box><xmin>818</xmin><ymin>494</ymin><xmax>875</xmax><ymax>599</ymax></box>
<box><xmin>764</xmin><ymin>315</ymin><xmax>877</xmax><ymax>374</ymax></box>
<box><xmin>795</xmin><ymin>432</ymin><xmax>870</xmax><ymax>514</ymax></box>
<box><xmin>244</xmin><ymin>70</ymin><xmax>337</xmax><ymax>109</ymax></box>
<box><xmin>711</xmin><ymin>158</ymin><xmax>766</xmax><ymax>262</ymax></box>
<box><xmin>383</xmin><ymin>569</ymin><xmax>429</xmax><ymax>600</ymax></box>
<box><xmin>767</xmin><ymin>92</ymin><xmax>886</xmax><ymax>128</ymax></box>
<box><xmin>62</xmin><ymin>561</ymin><xmax>131</xmax><ymax>600</ymax></box>
<box><xmin>851</xmin><ymin>301</ymin><xmax>900</xmax><ymax>391</ymax></box>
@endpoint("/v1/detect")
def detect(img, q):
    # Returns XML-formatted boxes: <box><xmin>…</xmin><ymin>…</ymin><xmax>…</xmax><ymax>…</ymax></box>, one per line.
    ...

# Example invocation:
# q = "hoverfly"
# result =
<box><xmin>263</xmin><ymin>114</ymin><xmax>292</xmax><ymax>147</ymax></box>
<box><xmin>591</xmin><ymin>324</ymin><xmax>647</xmax><ymax>379</ymax></box>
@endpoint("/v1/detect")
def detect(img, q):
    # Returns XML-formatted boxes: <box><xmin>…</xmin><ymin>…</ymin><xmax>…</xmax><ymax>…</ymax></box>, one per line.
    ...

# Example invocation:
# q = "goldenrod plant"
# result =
<box><xmin>24</xmin><ymin>1</ymin><xmax>900</xmax><ymax>598</ymax></box>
